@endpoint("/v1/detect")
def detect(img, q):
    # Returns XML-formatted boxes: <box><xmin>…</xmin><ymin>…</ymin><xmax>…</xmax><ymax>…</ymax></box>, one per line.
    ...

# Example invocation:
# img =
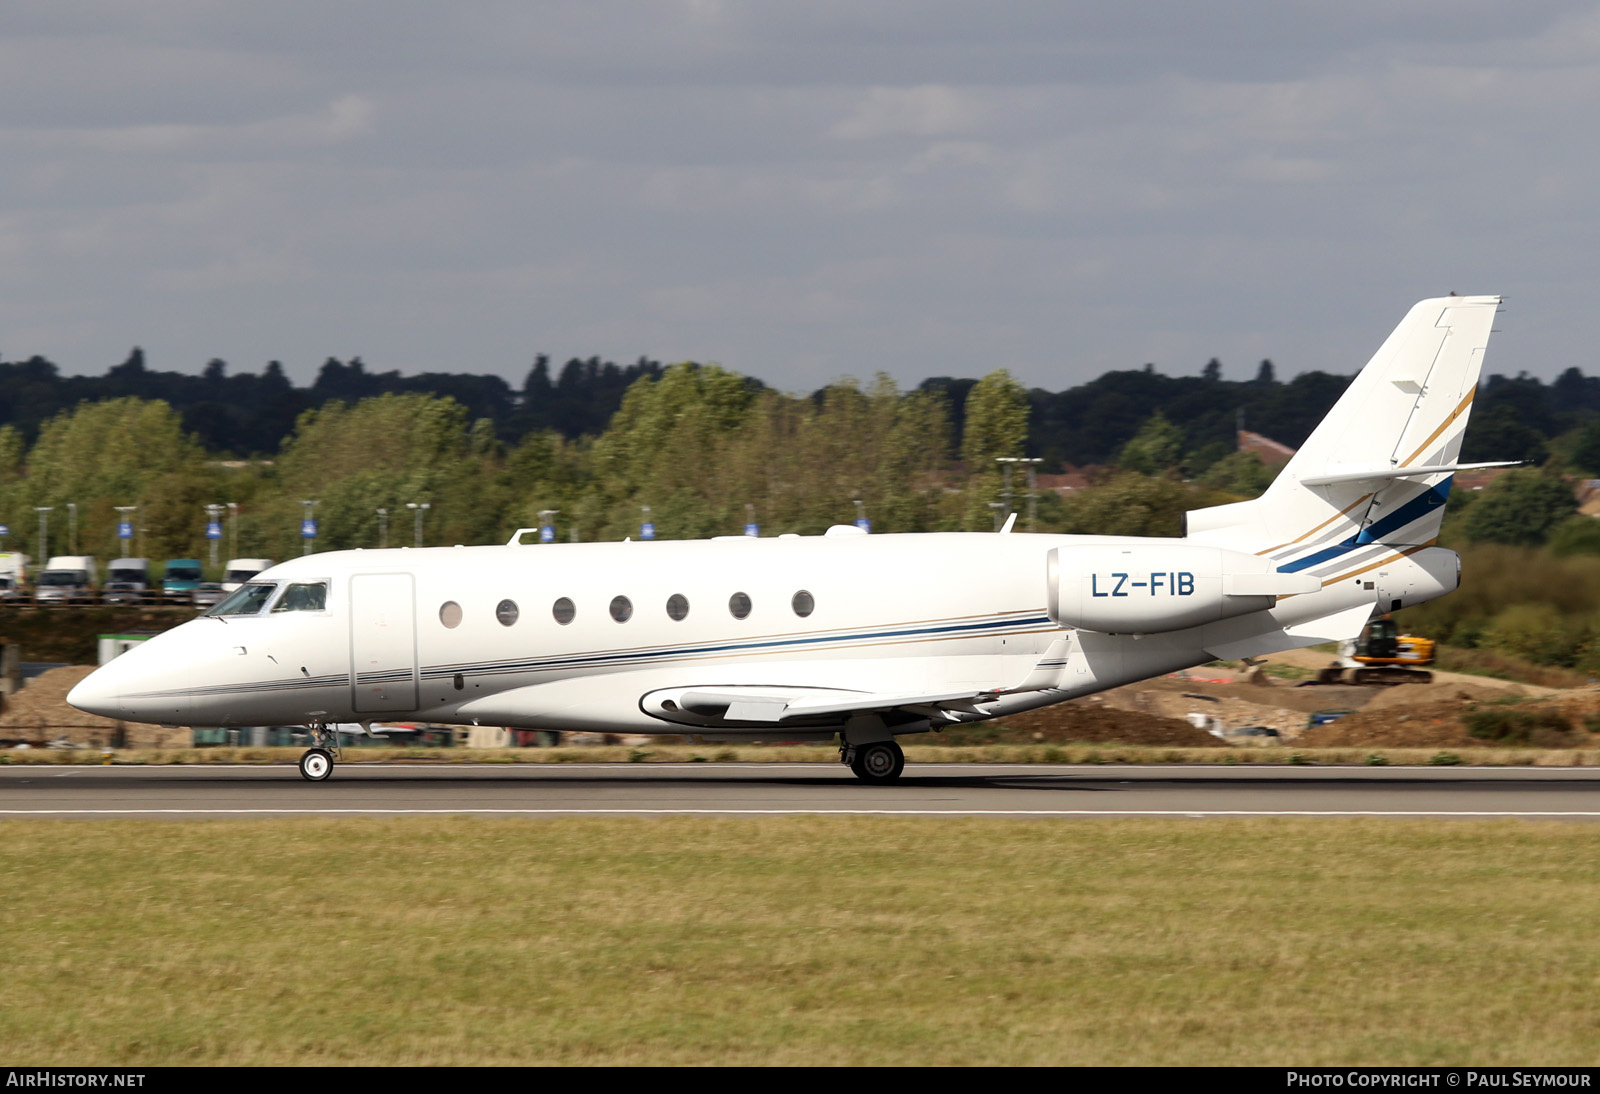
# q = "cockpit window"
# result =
<box><xmin>272</xmin><ymin>582</ymin><xmax>328</xmax><ymax>613</ymax></box>
<box><xmin>208</xmin><ymin>582</ymin><xmax>277</xmax><ymax>617</ymax></box>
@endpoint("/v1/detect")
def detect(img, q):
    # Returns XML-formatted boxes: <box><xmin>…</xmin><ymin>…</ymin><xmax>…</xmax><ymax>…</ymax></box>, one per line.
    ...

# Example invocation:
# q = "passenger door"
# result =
<box><xmin>349</xmin><ymin>573</ymin><xmax>419</xmax><ymax>714</ymax></box>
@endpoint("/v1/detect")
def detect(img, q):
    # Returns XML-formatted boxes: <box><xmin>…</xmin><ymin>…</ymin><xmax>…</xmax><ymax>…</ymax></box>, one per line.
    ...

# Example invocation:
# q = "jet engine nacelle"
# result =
<box><xmin>1046</xmin><ymin>544</ymin><xmax>1320</xmax><ymax>634</ymax></box>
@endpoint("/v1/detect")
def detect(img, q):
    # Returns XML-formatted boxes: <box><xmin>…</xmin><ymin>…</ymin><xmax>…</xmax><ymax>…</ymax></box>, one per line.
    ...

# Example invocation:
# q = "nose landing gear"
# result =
<box><xmin>297</xmin><ymin>724</ymin><xmax>340</xmax><ymax>782</ymax></box>
<box><xmin>298</xmin><ymin>747</ymin><xmax>333</xmax><ymax>781</ymax></box>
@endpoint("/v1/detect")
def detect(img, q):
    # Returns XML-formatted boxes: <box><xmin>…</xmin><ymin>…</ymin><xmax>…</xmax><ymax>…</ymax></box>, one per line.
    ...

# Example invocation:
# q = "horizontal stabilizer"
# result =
<box><xmin>1299</xmin><ymin>460</ymin><xmax>1520</xmax><ymax>487</ymax></box>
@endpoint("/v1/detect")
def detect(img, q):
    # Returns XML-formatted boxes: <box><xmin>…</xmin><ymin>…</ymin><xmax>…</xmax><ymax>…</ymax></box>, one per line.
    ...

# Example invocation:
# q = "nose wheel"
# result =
<box><xmin>297</xmin><ymin>723</ymin><xmax>340</xmax><ymax>782</ymax></box>
<box><xmin>298</xmin><ymin>747</ymin><xmax>334</xmax><ymax>781</ymax></box>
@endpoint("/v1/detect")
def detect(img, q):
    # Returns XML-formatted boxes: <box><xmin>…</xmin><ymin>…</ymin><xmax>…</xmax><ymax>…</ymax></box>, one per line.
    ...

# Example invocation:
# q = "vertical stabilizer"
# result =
<box><xmin>1186</xmin><ymin>295</ymin><xmax>1500</xmax><ymax>582</ymax></box>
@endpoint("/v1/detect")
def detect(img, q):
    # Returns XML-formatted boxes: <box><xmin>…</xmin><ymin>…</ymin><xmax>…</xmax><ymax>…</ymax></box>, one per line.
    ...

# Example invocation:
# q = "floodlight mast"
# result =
<box><xmin>406</xmin><ymin>502</ymin><xmax>430</xmax><ymax>548</ymax></box>
<box><xmin>996</xmin><ymin>457</ymin><xmax>1043</xmax><ymax>532</ymax></box>
<box><xmin>300</xmin><ymin>500</ymin><xmax>318</xmax><ymax>556</ymax></box>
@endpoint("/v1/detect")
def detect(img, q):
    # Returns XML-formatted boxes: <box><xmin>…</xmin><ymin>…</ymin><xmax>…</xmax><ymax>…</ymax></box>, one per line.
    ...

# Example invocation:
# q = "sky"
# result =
<box><xmin>2</xmin><ymin>1</ymin><xmax>1598</xmax><ymax>393</ymax></box>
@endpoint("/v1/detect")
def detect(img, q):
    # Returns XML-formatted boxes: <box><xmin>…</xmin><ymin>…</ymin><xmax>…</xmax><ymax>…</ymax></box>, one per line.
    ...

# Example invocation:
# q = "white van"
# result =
<box><xmin>104</xmin><ymin>558</ymin><xmax>153</xmax><ymax>603</ymax></box>
<box><xmin>0</xmin><ymin>552</ymin><xmax>28</xmax><ymax>602</ymax></box>
<box><xmin>35</xmin><ymin>555</ymin><xmax>98</xmax><ymax>605</ymax></box>
<box><xmin>222</xmin><ymin>558</ymin><xmax>276</xmax><ymax>593</ymax></box>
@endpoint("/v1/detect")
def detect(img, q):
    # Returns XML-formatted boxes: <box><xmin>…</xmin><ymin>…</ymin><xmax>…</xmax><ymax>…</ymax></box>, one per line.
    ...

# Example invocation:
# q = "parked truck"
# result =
<box><xmin>35</xmin><ymin>555</ymin><xmax>98</xmax><ymax>605</ymax></box>
<box><xmin>0</xmin><ymin>552</ymin><xmax>27</xmax><ymax>602</ymax></box>
<box><xmin>161</xmin><ymin>558</ymin><xmax>204</xmax><ymax>602</ymax></box>
<box><xmin>221</xmin><ymin>557</ymin><xmax>275</xmax><ymax>593</ymax></box>
<box><xmin>103</xmin><ymin>558</ymin><xmax>154</xmax><ymax>604</ymax></box>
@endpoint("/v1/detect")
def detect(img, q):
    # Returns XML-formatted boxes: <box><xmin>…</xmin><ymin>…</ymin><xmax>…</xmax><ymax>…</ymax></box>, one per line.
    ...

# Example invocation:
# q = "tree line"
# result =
<box><xmin>11</xmin><ymin>343</ymin><xmax>1600</xmax><ymax>470</ymax></box>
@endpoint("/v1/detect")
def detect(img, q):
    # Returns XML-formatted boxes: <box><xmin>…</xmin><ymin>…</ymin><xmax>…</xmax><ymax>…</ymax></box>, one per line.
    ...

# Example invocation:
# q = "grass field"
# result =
<box><xmin>2</xmin><ymin>816</ymin><xmax>1599</xmax><ymax>1065</ymax></box>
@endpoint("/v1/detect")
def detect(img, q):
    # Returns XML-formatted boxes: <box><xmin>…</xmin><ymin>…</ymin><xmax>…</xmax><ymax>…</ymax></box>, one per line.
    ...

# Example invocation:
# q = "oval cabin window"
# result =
<box><xmin>792</xmin><ymin>590</ymin><xmax>815</xmax><ymax>617</ymax></box>
<box><xmin>439</xmin><ymin>601</ymin><xmax>463</xmax><ymax>629</ymax></box>
<box><xmin>666</xmin><ymin>594</ymin><xmax>689</xmax><ymax>621</ymax></box>
<box><xmin>496</xmin><ymin>599</ymin><xmax>519</xmax><ymax>627</ymax></box>
<box><xmin>552</xmin><ymin>597</ymin><xmax>576</xmax><ymax>625</ymax></box>
<box><xmin>610</xmin><ymin>596</ymin><xmax>633</xmax><ymax>623</ymax></box>
<box><xmin>729</xmin><ymin>592</ymin><xmax>752</xmax><ymax>619</ymax></box>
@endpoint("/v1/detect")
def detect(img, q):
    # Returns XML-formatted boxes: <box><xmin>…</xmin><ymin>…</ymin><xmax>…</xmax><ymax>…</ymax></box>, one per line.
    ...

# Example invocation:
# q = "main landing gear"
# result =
<box><xmin>842</xmin><ymin>739</ymin><xmax>905</xmax><ymax>784</ymax></box>
<box><xmin>297</xmin><ymin>724</ymin><xmax>339</xmax><ymax>782</ymax></box>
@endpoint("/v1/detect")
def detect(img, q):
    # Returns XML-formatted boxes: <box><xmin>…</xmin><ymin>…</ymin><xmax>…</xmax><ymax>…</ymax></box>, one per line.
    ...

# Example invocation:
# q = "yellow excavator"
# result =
<box><xmin>1315</xmin><ymin>617</ymin><xmax>1435</xmax><ymax>685</ymax></box>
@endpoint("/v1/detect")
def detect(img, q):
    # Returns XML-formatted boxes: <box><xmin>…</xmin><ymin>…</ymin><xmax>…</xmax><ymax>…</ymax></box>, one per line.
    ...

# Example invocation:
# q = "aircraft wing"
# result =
<box><xmin>669</xmin><ymin>686</ymin><xmax>994</xmax><ymax>723</ymax></box>
<box><xmin>646</xmin><ymin>638</ymin><xmax>1074</xmax><ymax>726</ymax></box>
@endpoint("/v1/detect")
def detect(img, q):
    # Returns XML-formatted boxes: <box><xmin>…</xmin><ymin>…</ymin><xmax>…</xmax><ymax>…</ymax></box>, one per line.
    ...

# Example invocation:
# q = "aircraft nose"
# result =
<box><xmin>67</xmin><ymin>666</ymin><xmax>124</xmax><ymax>720</ymax></box>
<box><xmin>65</xmin><ymin>642</ymin><xmax>193</xmax><ymax>725</ymax></box>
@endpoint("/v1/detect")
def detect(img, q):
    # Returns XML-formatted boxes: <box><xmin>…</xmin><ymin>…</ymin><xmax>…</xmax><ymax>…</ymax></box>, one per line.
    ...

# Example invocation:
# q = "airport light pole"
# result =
<box><xmin>538</xmin><ymin>509</ymin><xmax>557</xmax><ymax>543</ymax></box>
<box><xmin>114</xmin><ymin>506</ymin><xmax>137</xmax><ymax>561</ymax></box>
<box><xmin>376</xmin><ymin>508</ymin><xmax>388</xmax><ymax>549</ymax></box>
<box><xmin>227</xmin><ymin>502</ymin><xmax>238</xmax><ymax>562</ymax></box>
<box><xmin>406</xmin><ymin>502</ymin><xmax>430</xmax><ymax>548</ymax></box>
<box><xmin>67</xmin><ymin>503</ymin><xmax>77</xmax><ymax>555</ymax></box>
<box><xmin>853</xmin><ymin>498</ymin><xmax>870</xmax><ymax>533</ymax></box>
<box><xmin>34</xmin><ymin>507</ymin><xmax>52</xmax><ymax>562</ymax></box>
<box><xmin>640</xmin><ymin>504</ymin><xmax>654</xmax><ymax>540</ymax></box>
<box><xmin>300</xmin><ymin>500</ymin><xmax>318</xmax><ymax>556</ymax></box>
<box><xmin>997</xmin><ymin>457</ymin><xmax>1043</xmax><ymax>532</ymax></box>
<box><xmin>204</xmin><ymin>504</ymin><xmax>225</xmax><ymax>567</ymax></box>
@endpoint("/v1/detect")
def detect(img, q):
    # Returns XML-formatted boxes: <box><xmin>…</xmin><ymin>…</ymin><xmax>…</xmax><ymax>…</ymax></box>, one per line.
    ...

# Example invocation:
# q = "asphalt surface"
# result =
<box><xmin>1</xmin><ymin>762</ymin><xmax>1598</xmax><ymax>817</ymax></box>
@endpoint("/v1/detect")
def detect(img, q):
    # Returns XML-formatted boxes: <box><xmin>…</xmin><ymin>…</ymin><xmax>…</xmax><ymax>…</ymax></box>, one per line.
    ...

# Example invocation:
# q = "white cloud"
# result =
<box><xmin>830</xmin><ymin>85</ymin><xmax>982</xmax><ymax>140</ymax></box>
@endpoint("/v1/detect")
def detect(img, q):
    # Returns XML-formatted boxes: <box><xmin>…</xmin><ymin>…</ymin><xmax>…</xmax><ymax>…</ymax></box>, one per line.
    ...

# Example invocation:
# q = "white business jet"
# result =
<box><xmin>69</xmin><ymin>296</ymin><xmax>1509</xmax><ymax>783</ymax></box>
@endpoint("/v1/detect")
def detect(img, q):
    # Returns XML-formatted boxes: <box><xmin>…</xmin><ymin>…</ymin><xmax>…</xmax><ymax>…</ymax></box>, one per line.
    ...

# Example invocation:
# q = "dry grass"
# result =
<box><xmin>1</xmin><ymin>817</ymin><xmax>1598</xmax><ymax>1065</ymax></box>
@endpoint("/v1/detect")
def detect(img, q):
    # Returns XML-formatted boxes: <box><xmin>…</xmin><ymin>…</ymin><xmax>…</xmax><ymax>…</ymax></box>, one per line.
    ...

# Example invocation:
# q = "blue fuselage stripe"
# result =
<box><xmin>1277</xmin><ymin>478</ymin><xmax>1451</xmax><ymax>574</ymax></box>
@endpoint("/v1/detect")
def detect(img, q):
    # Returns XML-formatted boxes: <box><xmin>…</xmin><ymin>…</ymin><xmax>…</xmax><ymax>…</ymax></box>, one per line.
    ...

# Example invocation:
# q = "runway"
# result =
<box><xmin>1</xmin><ymin>762</ymin><xmax>1598</xmax><ymax>817</ymax></box>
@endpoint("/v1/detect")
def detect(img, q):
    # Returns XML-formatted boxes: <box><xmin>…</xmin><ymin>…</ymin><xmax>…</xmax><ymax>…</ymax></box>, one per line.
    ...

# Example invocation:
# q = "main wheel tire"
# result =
<box><xmin>849</xmin><ymin>740</ymin><xmax>905</xmax><ymax>784</ymax></box>
<box><xmin>299</xmin><ymin>747</ymin><xmax>334</xmax><ymax>782</ymax></box>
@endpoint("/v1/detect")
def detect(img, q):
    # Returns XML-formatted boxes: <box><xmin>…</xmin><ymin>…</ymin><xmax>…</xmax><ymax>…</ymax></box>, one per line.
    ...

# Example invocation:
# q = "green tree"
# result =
<box><xmin>20</xmin><ymin>398</ymin><xmax>201</xmax><ymax>505</ymax></box>
<box><xmin>1567</xmin><ymin>419</ymin><xmax>1600</xmax><ymax>476</ymax></box>
<box><xmin>1117</xmin><ymin>412</ymin><xmax>1185</xmax><ymax>477</ymax></box>
<box><xmin>1056</xmin><ymin>473</ymin><xmax>1221</xmax><ymax>538</ymax></box>
<box><xmin>1546</xmin><ymin>515</ymin><xmax>1600</xmax><ymax>557</ymax></box>
<box><xmin>0</xmin><ymin>425</ymin><xmax>23</xmax><ymax>485</ymax></box>
<box><xmin>1461</xmin><ymin>404</ymin><xmax>1548</xmax><ymax>466</ymax></box>
<box><xmin>1460</xmin><ymin>470</ymin><xmax>1577</xmax><ymax>547</ymax></box>
<box><xmin>268</xmin><ymin>393</ymin><xmax>488</xmax><ymax>554</ymax></box>
<box><xmin>1197</xmin><ymin>450</ymin><xmax>1276</xmax><ymax>497</ymax></box>
<box><xmin>959</xmin><ymin>370</ymin><xmax>1028</xmax><ymax>529</ymax></box>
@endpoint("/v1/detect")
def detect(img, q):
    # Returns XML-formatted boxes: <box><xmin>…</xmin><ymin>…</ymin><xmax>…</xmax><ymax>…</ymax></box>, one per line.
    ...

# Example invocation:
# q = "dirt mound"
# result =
<box><xmin>1296</xmin><ymin>701</ymin><xmax>1482</xmax><ymax>748</ymax></box>
<box><xmin>977</xmin><ymin>699</ymin><xmax>1226</xmax><ymax>747</ymax></box>
<box><xmin>1299</xmin><ymin>688</ymin><xmax>1600</xmax><ymax>749</ymax></box>
<box><xmin>1356</xmin><ymin>679</ymin><xmax>1538</xmax><ymax>711</ymax></box>
<box><xmin>1</xmin><ymin>666</ymin><xmax>108</xmax><ymax>730</ymax></box>
<box><xmin>0</xmin><ymin>665</ymin><xmax>187</xmax><ymax>749</ymax></box>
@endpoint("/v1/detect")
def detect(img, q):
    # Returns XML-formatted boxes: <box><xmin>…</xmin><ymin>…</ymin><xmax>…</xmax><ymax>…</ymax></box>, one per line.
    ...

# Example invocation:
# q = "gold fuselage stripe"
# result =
<box><xmin>1400</xmin><ymin>389</ymin><xmax>1475</xmax><ymax>467</ymax></box>
<box><xmin>1319</xmin><ymin>540</ymin><xmax>1437</xmax><ymax>588</ymax></box>
<box><xmin>1257</xmin><ymin>493</ymin><xmax>1374</xmax><ymax>556</ymax></box>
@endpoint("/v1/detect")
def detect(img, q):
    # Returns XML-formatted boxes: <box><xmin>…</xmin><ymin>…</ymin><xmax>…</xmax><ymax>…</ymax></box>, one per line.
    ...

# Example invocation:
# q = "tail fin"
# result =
<box><xmin>1186</xmin><ymin>295</ymin><xmax>1503</xmax><ymax>580</ymax></box>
